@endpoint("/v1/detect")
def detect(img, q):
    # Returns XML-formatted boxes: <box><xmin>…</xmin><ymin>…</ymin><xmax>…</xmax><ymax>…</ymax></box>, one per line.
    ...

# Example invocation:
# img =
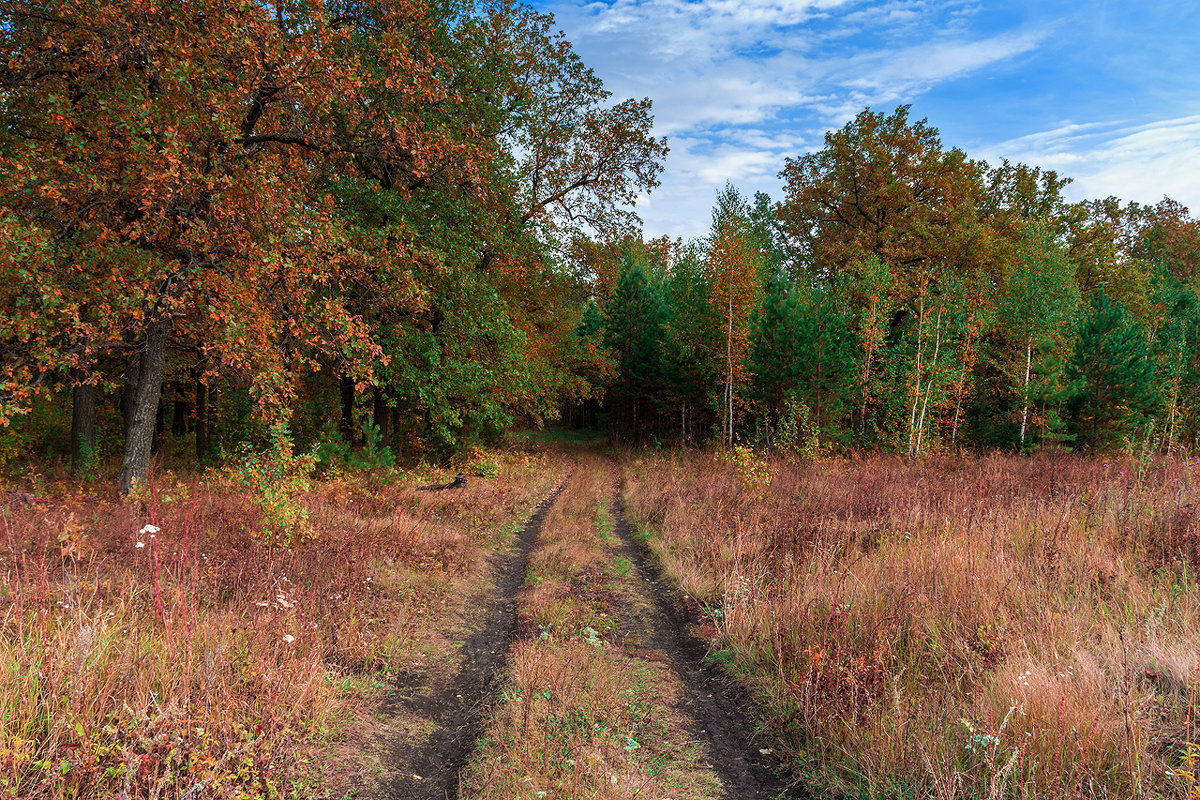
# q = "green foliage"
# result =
<box><xmin>309</xmin><ymin>420</ymin><xmax>353</xmax><ymax>477</ymax></box>
<box><xmin>470</xmin><ymin>455</ymin><xmax>500</xmax><ymax>478</ymax></box>
<box><xmin>358</xmin><ymin>421</ymin><xmax>395</xmax><ymax>470</ymax></box>
<box><xmin>232</xmin><ymin>424</ymin><xmax>316</xmax><ymax>549</ymax></box>
<box><xmin>775</xmin><ymin>394</ymin><xmax>822</xmax><ymax>460</ymax></box>
<box><xmin>661</xmin><ymin>249</ymin><xmax>717</xmax><ymax>441</ymax></box>
<box><xmin>1147</xmin><ymin>265</ymin><xmax>1200</xmax><ymax>447</ymax></box>
<box><xmin>309</xmin><ymin>419</ymin><xmax>394</xmax><ymax>477</ymax></box>
<box><xmin>603</xmin><ymin>251</ymin><xmax>668</xmax><ymax>438</ymax></box>
<box><xmin>1066</xmin><ymin>289</ymin><xmax>1159</xmax><ymax>453</ymax></box>
<box><xmin>0</xmin><ymin>423</ymin><xmax>30</xmax><ymax>472</ymax></box>
<box><xmin>791</xmin><ymin>283</ymin><xmax>857</xmax><ymax>444</ymax></box>
<box><xmin>749</xmin><ymin>267</ymin><xmax>797</xmax><ymax>421</ymax></box>
<box><xmin>994</xmin><ymin>224</ymin><xmax>1081</xmax><ymax>450</ymax></box>
<box><xmin>719</xmin><ymin>444</ymin><xmax>773</xmax><ymax>496</ymax></box>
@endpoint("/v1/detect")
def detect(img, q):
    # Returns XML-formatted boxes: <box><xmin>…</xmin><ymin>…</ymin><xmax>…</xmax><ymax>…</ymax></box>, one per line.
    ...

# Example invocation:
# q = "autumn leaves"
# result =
<box><xmin>0</xmin><ymin>0</ymin><xmax>665</xmax><ymax>488</ymax></box>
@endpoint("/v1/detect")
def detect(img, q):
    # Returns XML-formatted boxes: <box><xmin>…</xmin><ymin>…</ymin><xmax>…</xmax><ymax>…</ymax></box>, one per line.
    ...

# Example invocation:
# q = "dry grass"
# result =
<box><xmin>0</xmin><ymin>448</ymin><xmax>559</xmax><ymax>799</ymax></box>
<box><xmin>621</xmin><ymin>449</ymin><xmax>1200</xmax><ymax>799</ymax></box>
<box><xmin>462</xmin><ymin>451</ymin><xmax>722</xmax><ymax>800</ymax></box>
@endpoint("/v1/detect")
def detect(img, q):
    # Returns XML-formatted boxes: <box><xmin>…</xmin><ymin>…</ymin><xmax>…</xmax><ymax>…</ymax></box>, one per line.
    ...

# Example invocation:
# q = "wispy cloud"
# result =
<box><xmin>987</xmin><ymin>115</ymin><xmax>1200</xmax><ymax>211</ymax></box>
<box><xmin>538</xmin><ymin>0</ymin><xmax>1199</xmax><ymax>238</ymax></box>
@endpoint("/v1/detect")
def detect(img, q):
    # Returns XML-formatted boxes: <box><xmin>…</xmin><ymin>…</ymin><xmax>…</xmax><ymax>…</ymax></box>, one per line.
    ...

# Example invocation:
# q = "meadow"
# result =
<box><xmin>622</xmin><ymin>449</ymin><xmax>1200</xmax><ymax>798</ymax></box>
<box><xmin>5</xmin><ymin>444</ymin><xmax>1200</xmax><ymax>799</ymax></box>
<box><xmin>0</xmin><ymin>450</ymin><xmax>561</xmax><ymax>798</ymax></box>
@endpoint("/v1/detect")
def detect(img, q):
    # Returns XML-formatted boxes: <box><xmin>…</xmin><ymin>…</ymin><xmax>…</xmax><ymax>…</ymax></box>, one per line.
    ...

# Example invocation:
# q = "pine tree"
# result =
<box><xmin>603</xmin><ymin>252</ymin><xmax>667</xmax><ymax>440</ymax></box>
<box><xmin>1065</xmin><ymin>288</ymin><xmax>1158</xmax><ymax>453</ymax></box>
<box><xmin>661</xmin><ymin>249</ymin><xmax>717</xmax><ymax>443</ymax></box>
<box><xmin>1147</xmin><ymin>266</ymin><xmax>1200</xmax><ymax>448</ymax></box>
<box><xmin>996</xmin><ymin>224</ymin><xmax>1080</xmax><ymax>450</ymax></box>
<box><xmin>792</xmin><ymin>282</ymin><xmax>857</xmax><ymax>444</ymax></box>
<box><xmin>749</xmin><ymin>268</ymin><xmax>797</xmax><ymax>435</ymax></box>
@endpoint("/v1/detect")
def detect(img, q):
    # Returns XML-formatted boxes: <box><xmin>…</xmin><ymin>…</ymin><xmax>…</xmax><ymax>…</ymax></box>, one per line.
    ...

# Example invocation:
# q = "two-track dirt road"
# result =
<box><xmin>364</xmin><ymin>449</ymin><xmax>804</xmax><ymax>800</ymax></box>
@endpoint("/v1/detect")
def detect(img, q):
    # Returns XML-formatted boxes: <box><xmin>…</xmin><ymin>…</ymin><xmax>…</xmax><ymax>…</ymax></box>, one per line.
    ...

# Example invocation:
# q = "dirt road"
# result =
<box><xmin>370</xmin><ymin>449</ymin><xmax>803</xmax><ymax>799</ymax></box>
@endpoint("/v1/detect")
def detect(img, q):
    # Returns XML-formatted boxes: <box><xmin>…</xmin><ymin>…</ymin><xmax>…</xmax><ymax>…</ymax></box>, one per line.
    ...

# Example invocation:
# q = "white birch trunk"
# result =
<box><xmin>1019</xmin><ymin>339</ymin><xmax>1032</xmax><ymax>449</ymax></box>
<box><xmin>907</xmin><ymin>291</ymin><xmax>926</xmax><ymax>458</ymax></box>
<box><xmin>914</xmin><ymin>308</ymin><xmax>942</xmax><ymax>456</ymax></box>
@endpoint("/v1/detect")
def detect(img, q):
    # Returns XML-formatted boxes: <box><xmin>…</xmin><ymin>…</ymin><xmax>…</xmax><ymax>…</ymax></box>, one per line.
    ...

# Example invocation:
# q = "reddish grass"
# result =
<box><xmin>622</xmin><ymin>449</ymin><xmax>1200</xmax><ymax>799</ymax></box>
<box><xmin>1</xmin><ymin>450</ymin><xmax>559</xmax><ymax>799</ymax></box>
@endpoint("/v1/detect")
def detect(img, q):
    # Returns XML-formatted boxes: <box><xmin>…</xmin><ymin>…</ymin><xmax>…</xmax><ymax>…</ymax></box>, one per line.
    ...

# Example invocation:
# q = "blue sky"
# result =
<box><xmin>525</xmin><ymin>0</ymin><xmax>1200</xmax><ymax>240</ymax></box>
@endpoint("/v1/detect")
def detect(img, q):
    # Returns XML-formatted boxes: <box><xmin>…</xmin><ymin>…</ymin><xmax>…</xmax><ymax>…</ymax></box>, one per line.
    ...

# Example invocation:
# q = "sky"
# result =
<box><xmin>523</xmin><ymin>0</ymin><xmax>1200</xmax><ymax>241</ymax></box>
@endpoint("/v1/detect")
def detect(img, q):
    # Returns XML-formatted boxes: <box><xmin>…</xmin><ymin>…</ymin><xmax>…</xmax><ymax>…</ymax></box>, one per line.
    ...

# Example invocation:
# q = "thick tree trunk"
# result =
<box><xmin>71</xmin><ymin>368</ymin><xmax>96</xmax><ymax>477</ymax></box>
<box><xmin>119</xmin><ymin>318</ymin><xmax>172</xmax><ymax>495</ymax></box>
<box><xmin>195</xmin><ymin>374</ymin><xmax>208</xmax><ymax>464</ymax></box>
<box><xmin>339</xmin><ymin>375</ymin><xmax>355</xmax><ymax>443</ymax></box>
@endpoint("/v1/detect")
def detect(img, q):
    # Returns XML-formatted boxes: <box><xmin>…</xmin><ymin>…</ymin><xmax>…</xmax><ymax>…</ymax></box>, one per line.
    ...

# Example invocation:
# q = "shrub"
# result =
<box><xmin>232</xmin><ymin>422</ymin><xmax>316</xmax><ymax>548</ymax></box>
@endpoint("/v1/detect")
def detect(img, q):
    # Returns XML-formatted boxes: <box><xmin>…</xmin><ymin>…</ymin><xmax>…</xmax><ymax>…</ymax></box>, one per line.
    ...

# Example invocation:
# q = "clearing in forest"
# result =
<box><xmin>7</xmin><ymin>445</ymin><xmax>1200</xmax><ymax>800</ymax></box>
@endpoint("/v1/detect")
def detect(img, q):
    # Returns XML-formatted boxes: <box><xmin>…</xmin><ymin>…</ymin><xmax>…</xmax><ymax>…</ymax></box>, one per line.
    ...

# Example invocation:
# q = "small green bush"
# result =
<box><xmin>232</xmin><ymin>423</ymin><xmax>316</xmax><ymax>549</ymax></box>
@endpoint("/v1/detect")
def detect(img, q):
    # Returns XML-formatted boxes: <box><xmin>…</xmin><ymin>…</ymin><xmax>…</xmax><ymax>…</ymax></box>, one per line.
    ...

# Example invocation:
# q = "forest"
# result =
<box><xmin>0</xmin><ymin>0</ymin><xmax>666</xmax><ymax>491</ymax></box>
<box><xmin>4</xmin><ymin>0</ymin><xmax>1200</xmax><ymax>489</ymax></box>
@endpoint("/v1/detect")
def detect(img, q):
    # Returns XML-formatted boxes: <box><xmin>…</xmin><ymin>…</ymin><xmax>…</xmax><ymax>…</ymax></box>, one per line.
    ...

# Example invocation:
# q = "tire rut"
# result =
<box><xmin>376</xmin><ymin>474</ymin><xmax>570</xmax><ymax>800</ymax></box>
<box><xmin>610</xmin><ymin>490</ymin><xmax>808</xmax><ymax>800</ymax></box>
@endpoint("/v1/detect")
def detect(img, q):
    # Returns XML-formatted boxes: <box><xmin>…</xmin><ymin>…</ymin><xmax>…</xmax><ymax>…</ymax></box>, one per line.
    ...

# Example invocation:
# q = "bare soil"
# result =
<box><xmin>366</xmin><ymin>474</ymin><xmax>570</xmax><ymax>800</ymax></box>
<box><xmin>609</xmin><ymin>491</ymin><xmax>807</xmax><ymax>800</ymax></box>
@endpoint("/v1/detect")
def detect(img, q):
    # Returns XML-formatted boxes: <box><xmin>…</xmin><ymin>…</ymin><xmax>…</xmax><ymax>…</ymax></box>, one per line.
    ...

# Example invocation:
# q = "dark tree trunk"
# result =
<box><xmin>119</xmin><ymin>318</ymin><xmax>172</xmax><ymax>495</ymax></box>
<box><xmin>372</xmin><ymin>388</ymin><xmax>391</xmax><ymax>448</ymax></box>
<box><xmin>171</xmin><ymin>381</ymin><xmax>190</xmax><ymax>436</ymax></box>
<box><xmin>195</xmin><ymin>373</ymin><xmax>208</xmax><ymax>464</ymax></box>
<box><xmin>383</xmin><ymin>393</ymin><xmax>395</xmax><ymax>449</ymax></box>
<box><xmin>339</xmin><ymin>375</ymin><xmax>355</xmax><ymax>443</ymax></box>
<box><xmin>207</xmin><ymin>383</ymin><xmax>218</xmax><ymax>458</ymax></box>
<box><xmin>121</xmin><ymin>351</ymin><xmax>142</xmax><ymax>437</ymax></box>
<box><xmin>154</xmin><ymin>390</ymin><xmax>166</xmax><ymax>444</ymax></box>
<box><xmin>71</xmin><ymin>368</ymin><xmax>96</xmax><ymax>477</ymax></box>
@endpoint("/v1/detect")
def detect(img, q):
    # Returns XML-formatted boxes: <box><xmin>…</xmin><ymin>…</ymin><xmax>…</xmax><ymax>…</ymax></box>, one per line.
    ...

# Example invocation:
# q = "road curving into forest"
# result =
<box><xmin>366</xmin><ymin>446</ymin><xmax>805</xmax><ymax>800</ymax></box>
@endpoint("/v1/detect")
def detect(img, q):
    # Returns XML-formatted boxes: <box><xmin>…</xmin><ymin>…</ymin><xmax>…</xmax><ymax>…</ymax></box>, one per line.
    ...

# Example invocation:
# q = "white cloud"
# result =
<box><xmin>987</xmin><ymin>115</ymin><xmax>1200</xmax><ymax>212</ymax></box>
<box><xmin>541</xmin><ymin>0</ymin><xmax>1056</xmax><ymax>238</ymax></box>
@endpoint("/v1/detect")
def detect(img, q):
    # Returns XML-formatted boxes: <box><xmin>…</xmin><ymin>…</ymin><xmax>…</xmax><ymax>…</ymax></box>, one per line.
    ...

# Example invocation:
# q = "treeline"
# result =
<box><xmin>5</xmin><ymin>6</ymin><xmax>1199</xmax><ymax>484</ymax></box>
<box><xmin>579</xmin><ymin>107</ymin><xmax>1200</xmax><ymax>455</ymax></box>
<box><xmin>0</xmin><ymin>0</ymin><xmax>665</xmax><ymax>490</ymax></box>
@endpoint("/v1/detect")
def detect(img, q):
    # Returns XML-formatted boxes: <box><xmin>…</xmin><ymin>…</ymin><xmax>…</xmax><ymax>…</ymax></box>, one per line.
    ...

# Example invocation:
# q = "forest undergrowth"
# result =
<box><xmin>0</xmin><ymin>449</ymin><xmax>561</xmax><ymax>798</ymax></box>
<box><xmin>622</xmin><ymin>449</ymin><xmax>1200</xmax><ymax>799</ymax></box>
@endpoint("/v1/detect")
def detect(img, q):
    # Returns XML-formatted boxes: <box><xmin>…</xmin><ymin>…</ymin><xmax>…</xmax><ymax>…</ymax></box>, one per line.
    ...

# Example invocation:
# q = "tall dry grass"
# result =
<box><xmin>622</xmin><ymin>450</ymin><xmax>1200</xmax><ymax>799</ymax></box>
<box><xmin>1</xmin><ymin>451</ymin><xmax>558</xmax><ymax>798</ymax></box>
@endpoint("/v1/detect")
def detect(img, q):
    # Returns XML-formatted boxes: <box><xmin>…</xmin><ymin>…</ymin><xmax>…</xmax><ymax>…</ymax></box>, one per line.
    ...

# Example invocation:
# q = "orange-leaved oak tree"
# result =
<box><xmin>0</xmin><ymin>0</ymin><xmax>396</xmax><ymax>492</ymax></box>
